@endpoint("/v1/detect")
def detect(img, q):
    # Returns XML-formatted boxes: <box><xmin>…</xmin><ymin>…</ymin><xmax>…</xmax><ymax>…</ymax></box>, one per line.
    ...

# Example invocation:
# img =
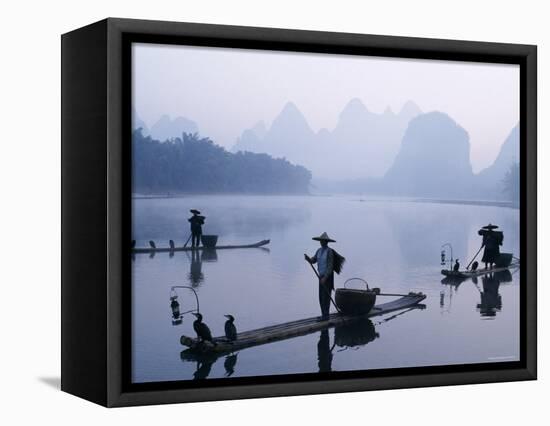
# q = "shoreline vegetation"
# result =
<box><xmin>132</xmin><ymin>130</ymin><xmax>312</xmax><ymax>195</ymax></box>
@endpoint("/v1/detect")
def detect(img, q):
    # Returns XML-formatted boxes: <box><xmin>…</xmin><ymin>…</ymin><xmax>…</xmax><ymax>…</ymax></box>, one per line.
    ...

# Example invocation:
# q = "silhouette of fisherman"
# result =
<box><xmin>305</xmin><ymin>232</ymin><xmax>345</xmax><ymax>320</ymax></box>
<box><xmin>188</xmin><ymin>209</ymin><xmax>205</xmax><ymax>248</ymax></box>
<box><xmin>478</xmin><ymin>224</ymin><xmax>503</xmax><ymax>269</ymax></box>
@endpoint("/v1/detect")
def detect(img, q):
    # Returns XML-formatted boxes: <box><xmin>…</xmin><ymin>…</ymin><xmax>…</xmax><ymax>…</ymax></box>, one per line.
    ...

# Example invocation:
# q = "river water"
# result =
<box><xmin>131</xmin><ymin>195</ymin><xmax>520</xmax><ymax>383</ymax></box>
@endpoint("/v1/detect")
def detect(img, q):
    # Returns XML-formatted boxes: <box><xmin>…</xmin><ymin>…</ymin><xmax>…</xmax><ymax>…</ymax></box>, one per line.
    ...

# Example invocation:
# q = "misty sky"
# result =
<box><xmin>132</xmin><ymin>43</ymin><xmax>519</xmax><ymax>173</ymax></box>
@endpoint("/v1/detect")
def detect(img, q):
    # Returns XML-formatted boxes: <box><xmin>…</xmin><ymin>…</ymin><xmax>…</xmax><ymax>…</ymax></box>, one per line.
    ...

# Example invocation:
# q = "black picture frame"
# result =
<box><xmin>61</xmin><ymin>17</ymin><xmax>537</xmax><ymax>407</ymax></box>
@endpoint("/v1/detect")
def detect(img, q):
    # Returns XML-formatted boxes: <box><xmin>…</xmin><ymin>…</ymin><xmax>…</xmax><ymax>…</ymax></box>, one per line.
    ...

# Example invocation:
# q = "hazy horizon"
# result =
<box><xmin>133</xmin><ymin>43</ymin><xmax>519</xmax><ymax>173</ymax></box>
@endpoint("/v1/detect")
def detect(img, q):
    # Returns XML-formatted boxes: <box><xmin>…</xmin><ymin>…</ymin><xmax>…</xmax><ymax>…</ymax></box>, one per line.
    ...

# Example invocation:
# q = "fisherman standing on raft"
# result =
<box><xmin>188</xmin><ymin>209</ymin><xmax>205</xmax><ymax>248</ymax></box>
<box><xmin>305</xmin><ymin>232</ymin><xmax>345</xmax><ymax>320</ymax></box>
<box><xmin>478</xmin><ymin>223</ymin><xmax>503</xmax><ymax>270</ymax></box>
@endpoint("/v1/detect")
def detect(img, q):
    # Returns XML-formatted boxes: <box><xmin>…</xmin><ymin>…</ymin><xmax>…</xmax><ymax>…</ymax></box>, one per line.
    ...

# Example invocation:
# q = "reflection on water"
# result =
<box><xmin>334</xmin><ymin>318</ymin><xmax>379</xmax><ymax>349</ymax></box>
<box><xmin>132</xmin><ymin>195</ymin><xmax>520</xmax><ymax>383</ymax></box>
<box><xmin>224</xmin><ymin>353</ymin><xmax>239</xmax><ymax>377</ymax></box>
<box><xmin>477</xmin><ymin>273</ymin><xmax>502</xmax><ymax>318</ymax></box>
<box><xmin>440</xmin><ymin>268</ymin><xmax>516</xmax><ymax>319</ymax></box>
<box><xmin>183</xmin><ymin>249</ymin><xmax>220</xmax><ymax>287</ymax></box>
<box><xmin>180</xmin><ymin>346</ymin><xmax>240</xmax><ymax>380</ymax></box>
<box><xmin>188</xmin><ymin>250</ymin><xmax>204</xmax><ymax>287</ymax></box>
<box><xmin>475</xmin><ymin>270</ymin><xmax>513</xmax><ymax>318</ymax></box>
<box><xmin>317</xmin><ymin>330</ymin><xmax>333</xmax><ymax>373</ymax></box>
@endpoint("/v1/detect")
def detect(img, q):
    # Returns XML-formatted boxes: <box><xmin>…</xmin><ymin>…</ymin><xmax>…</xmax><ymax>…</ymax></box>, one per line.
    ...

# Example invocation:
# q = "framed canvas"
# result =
<box><xmin>61</xmin><ymin>18</ymin><xmax>537</xmax><ymax>407</ymax></box>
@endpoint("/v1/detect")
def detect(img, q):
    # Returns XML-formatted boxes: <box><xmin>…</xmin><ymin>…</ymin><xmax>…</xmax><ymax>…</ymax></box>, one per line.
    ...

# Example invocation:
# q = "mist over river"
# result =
<box><xmin>131</xmin><ymin>195</ymin><xmax>520</xmax><ymax>383</ymax></box>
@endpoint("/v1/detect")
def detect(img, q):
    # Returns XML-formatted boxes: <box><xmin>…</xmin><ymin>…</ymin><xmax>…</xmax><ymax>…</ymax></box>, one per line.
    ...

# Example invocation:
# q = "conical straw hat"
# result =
<box><xmin>312</xmin><ymin>232</ymin><xmax>336</xmax><ymax>242</ymax></box>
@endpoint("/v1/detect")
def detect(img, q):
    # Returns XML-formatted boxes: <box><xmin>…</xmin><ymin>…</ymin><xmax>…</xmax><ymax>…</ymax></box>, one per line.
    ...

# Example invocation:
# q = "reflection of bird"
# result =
<box><xmin>131</xmin><ymin>240</ymin><xmax>136</xmax><ymax>249</ymax></box>
<box><xmin>193</xmin><ymin>360</ymin><xmax>214</xmax><ymax>380</ymax></box>
<box><xmin>169</xmin><ymin>239</ymin><xmax>175</xmax><ymax>250</ymax></box>
<box><xmin>149</xmin><ymin>240</ymin><xmax>156</xmax><ymax>249</ymax></box>
<box><xmin>192</xmin><ymin>313</ymin><xmax>215</xmax><ymax>344</ymax></box>
<box><xmin>224</xmin><ymin>314</ymin><xmax>237</xmax><ymax>341</ymax></box>
<box><xmin>453</xmin><ymin>259</ymin><xmax>460</xmax><ymax>272</ymax></box>
<box><xmin>224</xmin><ymin>353</ymin><xmax>238</xmax><ymax>377</ymax></box>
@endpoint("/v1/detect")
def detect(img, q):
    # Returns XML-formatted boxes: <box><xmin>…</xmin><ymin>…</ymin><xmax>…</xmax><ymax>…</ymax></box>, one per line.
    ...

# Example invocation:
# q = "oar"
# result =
<box><xmin>183</xmin><ymin>234</ymin><xmax>192</xmax><ymax>248</ymax></box>
<box><xmin>466</xmin><ymin>244</ymin><xmax>484</xmax><ymax>270</ymax></box>
<box><xmin>304</xmin><ymin>255</ymin><xmax>342</xmax><ymax>314</ymax></box>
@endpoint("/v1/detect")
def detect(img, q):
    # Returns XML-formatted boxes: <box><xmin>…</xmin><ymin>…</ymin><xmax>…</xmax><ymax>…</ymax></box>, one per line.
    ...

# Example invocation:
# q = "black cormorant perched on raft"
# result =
<box><xmin>192</xmin><ymin>313</ymin><xmax>215</xmax><ymax>345</ymax></box>
<box><xmin>453</xmin><ymin>259</ymin><xmax>460</xmax><ymax>272</ymax></box>
<box><xmin>224</xmin><ymin>314</ymin><xmax>237</xmax><ymax>341</ymax></box>
<box><xmin>149</xmin><ymin>240</ymin><xmax>156</xmax><ymax>249</ymax></box>
<box><xmin>169</xmin><ymin>240</ymin><xmax>175</xmax><ymax>250</ymax></box>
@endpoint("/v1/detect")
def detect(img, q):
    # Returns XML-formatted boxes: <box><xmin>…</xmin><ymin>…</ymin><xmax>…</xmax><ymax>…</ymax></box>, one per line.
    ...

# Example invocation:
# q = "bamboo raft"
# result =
<box><xmin>441</xmin><ymin>262</ymin><xmax>519</xmax><ymax>279</ymax></box>
<box><xmin>180</xmin><ymin>292</ymin><xmax>426</xmax><ymax>354</ymax></box>
<box><xmin>133</xmin><ymin>239</ymin><xmax>270</xmax><ymax>254</ymax></box>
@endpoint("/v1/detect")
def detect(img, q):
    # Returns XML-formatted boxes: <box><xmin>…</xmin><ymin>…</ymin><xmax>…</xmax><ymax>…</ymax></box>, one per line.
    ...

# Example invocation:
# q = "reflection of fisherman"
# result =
<box><xmin>305</xmin><ymin>232</ymin><xmax>344</xmax><ymax>320</ymax></box>
<box><xmin>478</xmin><ymin>224</ymin><xmax>503</xmax><ymax>269</ymax></box>
<box><xmin>188</xmin><ymin>250</ymin><xmax>204</xmax><ymax>287</ymax></box>
<box><xmin>477</xmin><ymin>272</ymin><xmax>502</xmax><ymax>317</ymax></box>
<box><xmin>317</xmin><ymin>330</ymin><xmax>333</xmax><ymax>373</ymax></box>
<box><xmin>188</xmin><ymin>209</ymin><xmax>205</xmax><ymax>248</ymax></box>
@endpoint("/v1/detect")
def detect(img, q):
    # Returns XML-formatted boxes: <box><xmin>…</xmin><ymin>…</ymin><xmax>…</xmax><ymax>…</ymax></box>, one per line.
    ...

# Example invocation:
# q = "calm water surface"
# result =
<box><xmin>131</xmin><ymin>195</ymin><xmax>520</xmax><ymax>383</ymax></box>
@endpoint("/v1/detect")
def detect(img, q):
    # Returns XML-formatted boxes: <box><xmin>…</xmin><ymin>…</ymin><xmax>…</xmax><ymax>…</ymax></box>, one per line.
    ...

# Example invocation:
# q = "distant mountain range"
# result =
<box><xmin>132</xmin><ymin>110</ymin><xmax>199</xmax><ymax>141</ymax></box>
<box><xmin>232</xmin><ymin>99</ymin><xmax>422</xmax><ymax>180</ymax></box>
<box><xmin>476</xmin><ymin>125</ymin><xmax>519</xmax><ymax>193</ymax></box>
<box><xmin>314</xmin><ymin>114</ymin><xmax>519</xmax><ymax>200</ymax></box>
<box><xmin>383</xmin><ymin>111</ymin><xmax>474</xmax><ymax>198</ymax></box>
<box><xmin>133</xmin><ymin>103</ymin><xmax>519</xmax><ymax>200</ymax></box>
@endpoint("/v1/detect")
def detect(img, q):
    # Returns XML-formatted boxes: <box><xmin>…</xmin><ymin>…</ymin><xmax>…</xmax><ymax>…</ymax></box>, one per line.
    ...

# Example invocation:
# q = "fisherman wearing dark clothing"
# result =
<box><xmin>188</xmin><ymin>209</ymin><xmax>205</xmax><ymax>248</ymax></box>
<box><xmin>305</xmin><ymin>232</ymin><xmax>344</xmax><ymax>320</ymax></box>
<box><xmin>478</xmin><ymin>224</ymin><xmax>503</xmax><ymax>269</ymax></box>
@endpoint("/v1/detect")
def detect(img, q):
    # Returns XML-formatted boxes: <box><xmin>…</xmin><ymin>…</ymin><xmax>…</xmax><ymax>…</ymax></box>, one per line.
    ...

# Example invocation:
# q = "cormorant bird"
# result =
<box><xmin>192</xmin><ymin>313</ymin><xmax>215</xmax><ymax>345</ymax></box>
<box><xmin>149</xmin><ymin>240</ymin><xmax>156</xmax><ymax>249</ymax></box>
<box><xmin>224</xmin><ymin>314</ymin><xmax>237</xmax><ymax>341</ymax></box>
<box><xmin>471</xmin><ymin>261</ymin><xmax>479</xmax><ymax>271</ymax></box>
<box><xmin>131</xmin><ymin>240</ymin><xmax>136</xmax><ymax>249</ymax></box>
<box><xmin>169</xmin><ymin>239</ymin><xmax>175</xmax><ymax>250</ymax></box>
<box><xmin>453</xmin><ymin>259</ymin><xmax>460</xmax><ymax>272</ymax></box>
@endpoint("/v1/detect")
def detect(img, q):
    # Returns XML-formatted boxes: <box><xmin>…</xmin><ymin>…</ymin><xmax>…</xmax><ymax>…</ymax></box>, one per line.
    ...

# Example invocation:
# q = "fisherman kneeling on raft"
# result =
<box><xmin>305</xmin><ymin>232</ymin><xmax>345</xmax><ymax>320</ymax></box>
